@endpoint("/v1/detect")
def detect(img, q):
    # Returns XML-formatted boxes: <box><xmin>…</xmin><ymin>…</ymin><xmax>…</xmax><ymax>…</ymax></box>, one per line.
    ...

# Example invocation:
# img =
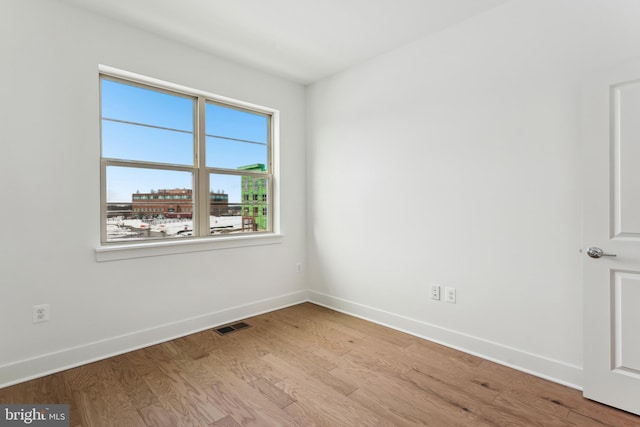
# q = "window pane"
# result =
<box><xmin>101</xmin><ymin>78</ymin><xmax>194</xmax><ymax>165</ymax></box>
<box><xmin>102</xmin><ymin>79</ymin><xmax>193</xmax><ymax>131</ymax></box>
<box><xmin>210</xmin><ymin>173</ymin><xmax>270</xmax><ymax>234</ymax></box>
<box><xmin>206</xmin><ymin>137</ymin><xmax>267</xmax><ymax>170</ymax></box>
<box><xmin>105</xmin><ymin>166</ymin><xmax>193</xmax><ymax>242</ymax></box>
<box><xmin>206</xmin><ymin>103</ymin><xmax>268</xmax><ymax>169</ymax></box>
<box><xmin>102</xmin><ymin>120</ymin><xmax>193</xmax><ymax>165</ymax></box>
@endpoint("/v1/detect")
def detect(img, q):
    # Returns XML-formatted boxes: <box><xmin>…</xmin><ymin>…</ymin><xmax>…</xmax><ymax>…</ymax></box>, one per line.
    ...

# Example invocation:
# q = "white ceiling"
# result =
<box><xmin>59</xmin><ymin>0</ymin><xmax>510</xmax><ymax>84</ymax></box>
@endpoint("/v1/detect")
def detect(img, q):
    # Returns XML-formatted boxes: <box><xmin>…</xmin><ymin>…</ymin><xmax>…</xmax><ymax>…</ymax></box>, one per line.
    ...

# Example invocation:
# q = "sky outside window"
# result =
<box><xmin>206</xmin><ymin>103</ymin><xmax>268</xmax><ymax>170</ymax></box>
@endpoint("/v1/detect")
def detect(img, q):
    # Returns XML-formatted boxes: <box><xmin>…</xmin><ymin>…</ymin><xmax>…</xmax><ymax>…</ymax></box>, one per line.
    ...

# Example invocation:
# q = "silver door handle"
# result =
<box><xmin>586</xmin><ymin>247</ymin><xmax>617</xmax><ymax>259</ymax></box>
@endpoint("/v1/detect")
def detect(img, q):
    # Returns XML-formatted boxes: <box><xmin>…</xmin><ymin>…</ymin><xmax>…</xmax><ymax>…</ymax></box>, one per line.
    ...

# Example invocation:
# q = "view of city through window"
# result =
<box><xmin>101</xmin><ymin>74</ymin><xmax>272</xmax><ymax>242</ymax></box>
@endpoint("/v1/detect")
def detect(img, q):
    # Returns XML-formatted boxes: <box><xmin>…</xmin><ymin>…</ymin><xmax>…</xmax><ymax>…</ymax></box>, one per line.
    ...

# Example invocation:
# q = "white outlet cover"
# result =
<box><xmin>33</xmin><ymin>304</ymin><xmax>50</xmax><ymax>323</ymax></box>
<box><xmin>445</xmin><ymin>287</ymin><xmax>456</xmax><ymax>303</ymax></box>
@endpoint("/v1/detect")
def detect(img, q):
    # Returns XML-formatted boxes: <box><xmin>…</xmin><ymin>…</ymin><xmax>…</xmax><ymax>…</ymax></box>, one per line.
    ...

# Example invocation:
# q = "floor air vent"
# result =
<box><xmin>215</xmin><ymin>321</ymin><xmax>251</xmax><ymax>335</ymax></box>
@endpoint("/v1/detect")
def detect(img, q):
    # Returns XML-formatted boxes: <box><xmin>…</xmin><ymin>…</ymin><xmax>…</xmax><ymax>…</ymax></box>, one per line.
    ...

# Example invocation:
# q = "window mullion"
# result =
<box><xmin>103</xmin><ymin>159</ymin><xmax>195</xmax><ymax>172</ymax></box>
<box><xmin>196</xmin><ymin>96</ymin><xmax>209</xmax><ymax>237</ymax></box>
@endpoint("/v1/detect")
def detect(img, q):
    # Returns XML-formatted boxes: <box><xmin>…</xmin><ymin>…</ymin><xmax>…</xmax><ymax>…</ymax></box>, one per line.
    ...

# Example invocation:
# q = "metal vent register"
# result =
<box><xmin>215</xmin><ymin>322</ymin><xmax>251</xmax><ymax>335</ymax></box>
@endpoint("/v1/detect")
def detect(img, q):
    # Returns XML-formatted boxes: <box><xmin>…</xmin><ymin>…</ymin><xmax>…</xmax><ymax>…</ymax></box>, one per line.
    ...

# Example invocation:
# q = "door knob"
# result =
<box><xmin>586</xmin><ymin>247</ymin><xmax>617</xmax><ymax>259</ymax></box>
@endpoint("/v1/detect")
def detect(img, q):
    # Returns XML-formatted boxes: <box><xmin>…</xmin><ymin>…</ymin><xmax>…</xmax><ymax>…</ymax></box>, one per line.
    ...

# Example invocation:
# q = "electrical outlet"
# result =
<box><xmin>33</xmin><ymin>304</ymin><xmax>50</xmax><ymax>323</ymax></box>
<box><xmin>444</xmin><ymin>287</ymin><xmax>456</xmax><ymax>304</ymax></box>
<box><xmin>431</xmin><ymin>285</ymin><xmax>441</xmax><ymax>300</ymax></box>
<box><xmin>296</xmin><ymin>262</ymin><xmax>303</xmax><ymax>273</ymax></box>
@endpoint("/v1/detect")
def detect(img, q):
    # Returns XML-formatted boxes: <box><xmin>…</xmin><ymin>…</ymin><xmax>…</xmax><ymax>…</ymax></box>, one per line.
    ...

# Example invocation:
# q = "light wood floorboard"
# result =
<box><xmin>1</xmin><ymin>302</ymin><xmax>639</xmax><ymax>426</ymax></box>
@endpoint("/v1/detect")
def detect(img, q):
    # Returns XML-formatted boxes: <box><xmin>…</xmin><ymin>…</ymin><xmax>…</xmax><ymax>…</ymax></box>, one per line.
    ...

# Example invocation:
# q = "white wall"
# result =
<box><xmin>307</xmin><ymin>0</ymin><xmax>640</xmax><ymax>387</ymax></box>
<box><xmin>0</xmin><ymin>0</ymin><xmax>306</xmax><ymax>386</ymax></box>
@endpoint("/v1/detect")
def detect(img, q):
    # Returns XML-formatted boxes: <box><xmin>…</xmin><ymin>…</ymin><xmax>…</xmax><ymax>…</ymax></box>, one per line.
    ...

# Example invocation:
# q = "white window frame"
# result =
<box><xmin>96</xmin><ymin>65</ymin><xmax>281</xmax><ymax>262</ymax></box>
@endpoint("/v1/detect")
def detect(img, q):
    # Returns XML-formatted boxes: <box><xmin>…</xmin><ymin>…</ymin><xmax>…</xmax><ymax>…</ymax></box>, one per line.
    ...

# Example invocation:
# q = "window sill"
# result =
<box><xmin>95</xmin><ymin>233</ymin><xmax>284</xmax><ymax>262</ymax></box>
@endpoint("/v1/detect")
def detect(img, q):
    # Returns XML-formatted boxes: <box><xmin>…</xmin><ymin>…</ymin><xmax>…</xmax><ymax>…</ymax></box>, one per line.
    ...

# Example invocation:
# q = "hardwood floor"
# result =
<box><xmin>1</xmin><ymin>303</ymin><xmax>639</xmax><ymax>426</ymax></box>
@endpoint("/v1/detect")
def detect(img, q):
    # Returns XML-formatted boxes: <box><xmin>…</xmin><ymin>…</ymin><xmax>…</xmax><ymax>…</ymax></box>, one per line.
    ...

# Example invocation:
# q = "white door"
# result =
<box><xmin>583</xmin><ymin>58</ymin><xmax>640</xmax><ymax>416</ymax></box>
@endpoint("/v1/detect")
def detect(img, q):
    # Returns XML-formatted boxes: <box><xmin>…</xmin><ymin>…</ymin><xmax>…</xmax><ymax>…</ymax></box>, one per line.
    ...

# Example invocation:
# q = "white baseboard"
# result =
<box><xmin>308</xmin><ymin>290</ymin><xmax>583</xmax><ymax>390</ymax></box>
<box><xmin>1</xmin><ymin>289</ymin><xmax>583</xmax><ymax>391</ymax></box>
<box><xmin>0</xmin><ymin>290</ymin><xmax>309</xmax><ymax>388</ymax></box>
